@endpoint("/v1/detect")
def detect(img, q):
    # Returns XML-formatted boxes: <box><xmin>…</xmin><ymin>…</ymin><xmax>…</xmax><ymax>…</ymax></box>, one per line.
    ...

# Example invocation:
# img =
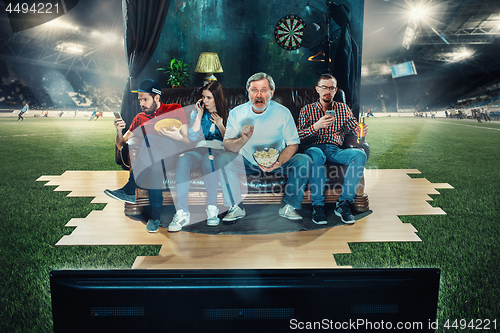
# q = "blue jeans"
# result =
<box><xmin>131</xmin><ymin>134</ymin><xmax>185</xmax><ymax>208</ymax></box>
<box><xmin>216</xmin><ymin>152</ymin><xmax>311</xmax><ymax>209</ymax></box>
<box><xmin>175</xmin><ymin>148</ymin><xmax>223</xmax><ymax>211</ymax></box>
<box><xmin>305</xmin><ymin>144</ymin><xmax>367</xmax><ymax>206</ymax></box>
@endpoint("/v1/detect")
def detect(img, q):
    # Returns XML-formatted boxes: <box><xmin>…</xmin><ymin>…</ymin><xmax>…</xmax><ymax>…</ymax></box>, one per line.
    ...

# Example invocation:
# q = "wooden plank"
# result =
<box><xmin>39</xmin><ymin>169</ymin><xmax>451</xmax><ymax>269</ymax></box>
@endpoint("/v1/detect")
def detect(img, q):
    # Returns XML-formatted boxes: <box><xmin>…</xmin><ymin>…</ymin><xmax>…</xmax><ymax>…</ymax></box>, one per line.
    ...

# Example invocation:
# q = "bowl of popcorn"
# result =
<box><xmin>154</xmin><ymin>118</ymin><xmax>182</xmax><ymax>133</ymax></box>
<box><xmin>253</xmin><ymin>148</ymin><xmax>280</xmax><ymax>167</ymax></box>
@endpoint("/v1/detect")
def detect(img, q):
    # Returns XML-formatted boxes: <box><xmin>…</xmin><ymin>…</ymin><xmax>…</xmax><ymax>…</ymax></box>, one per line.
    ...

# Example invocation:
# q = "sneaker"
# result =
<box><xmin>167</xmin><ymin>210</ymin><xmax>190</xmax><ymax>232</ymax></box>
<box><xmin>222</xmin><ymin>205</ymin><xmax>246</xmax><ymax>222</ymax></box>
<box><xmin>146</xmin><ymin>219</ymin><xmax>161</xmax><ymax>233</ymax></box>
<box><xmin>312</xmin><ymin>205</ymin><xmax>327</xmax><ymax>224</ymax></box>
<box><xmin>206</xmin><ymin>205</ymin><xmax>220</xmax><ymax>226</ymax></box>
<box><xmin>104</xmin><ymin>188</ymin><xmax>135</xmax><ymax>204</ymax></box>
<box><xmin>279</xmin><ymin>204</ymin><xmax>302</xmax><ymax>220</ymax></box>
<box><xmin>334</xmin><ymin>200</ymin><xmax>355</xmax><ymax>224</ymax></box>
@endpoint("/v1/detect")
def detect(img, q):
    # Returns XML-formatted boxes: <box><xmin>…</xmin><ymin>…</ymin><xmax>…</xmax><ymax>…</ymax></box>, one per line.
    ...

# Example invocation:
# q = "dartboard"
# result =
<box><xmin>274</xmin><ymin>14</ymin><xmax>305</xmax><ymax>51</ymax></box>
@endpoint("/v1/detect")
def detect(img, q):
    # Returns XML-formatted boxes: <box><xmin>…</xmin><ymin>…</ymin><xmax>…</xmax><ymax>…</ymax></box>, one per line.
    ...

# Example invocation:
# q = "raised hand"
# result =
<box><xmin>195</xmin><ymin>99</ymin><xmax>204</xmax><ymax>116</ymax></box>
<box><xmin>313</xmin><ymin>114</ymin><xmax>334</xmax><ymax>130</ymax></box>
<box><xmin>210</xmin><ymin>112</ymin><xmax>224</xmax><ymax>127</ymax></box>
<box><xmin>114</xmin><ymin>118</ymin><xmax>126</xmax><ymax>131</ymax></box>
<box><xmin>241</xmin><ymin>125</ymin><xmax>254</xmax><ymax>141</ymax></box>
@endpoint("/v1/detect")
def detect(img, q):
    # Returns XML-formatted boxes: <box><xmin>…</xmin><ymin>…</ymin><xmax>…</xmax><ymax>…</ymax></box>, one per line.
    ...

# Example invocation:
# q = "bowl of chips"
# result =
<box><xmin>253</xmin><ymin>148</ymin><xmax>280</xmax><ymax>167</ymax></box>
<box><xmin>154</xmin><ymin>119</ymin><xmax>182</xmax><ymax>133</ymax></box>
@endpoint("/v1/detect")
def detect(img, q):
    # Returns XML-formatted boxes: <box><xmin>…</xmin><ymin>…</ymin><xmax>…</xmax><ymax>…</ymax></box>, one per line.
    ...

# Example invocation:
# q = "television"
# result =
<box><xmin>391</xmin><ymin>61</ymin><xmax>418</xmax><ymax>78</ymax></box>
<box><xmin>50</xmin><ymin>268</ymin><xmax>440</xmax><ymax>332</ymax></box>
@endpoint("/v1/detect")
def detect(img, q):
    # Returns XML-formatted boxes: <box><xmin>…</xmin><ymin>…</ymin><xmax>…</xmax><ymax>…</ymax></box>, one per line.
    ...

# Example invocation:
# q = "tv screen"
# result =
<box><xmin>391</xmin><ymin>61</ymin><xmax>418</xmax><ymax>78</ymax></box>
<box><xmin>50</xmin><ymin>268</ymin><xmax>440</xmax><ymax>332</ymax></box>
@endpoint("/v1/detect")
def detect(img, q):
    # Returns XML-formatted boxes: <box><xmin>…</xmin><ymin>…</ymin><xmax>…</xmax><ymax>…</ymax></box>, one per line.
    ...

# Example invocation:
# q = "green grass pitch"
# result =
<box><xmin>0</xmin><ymin>116</ymin><xmax>499</xmax><ymax>332</ymax></box>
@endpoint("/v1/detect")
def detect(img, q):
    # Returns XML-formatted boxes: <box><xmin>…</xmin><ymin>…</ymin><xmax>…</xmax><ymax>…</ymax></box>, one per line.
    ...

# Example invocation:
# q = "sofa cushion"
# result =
<box><xmin>127</xmin><ymin>86</ymin><xmax>368</xmax><ymax>194</ymax></box>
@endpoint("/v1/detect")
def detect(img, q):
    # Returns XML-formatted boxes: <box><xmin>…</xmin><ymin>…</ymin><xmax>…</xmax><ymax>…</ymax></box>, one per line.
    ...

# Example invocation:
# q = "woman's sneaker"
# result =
<box><xmin>279</xmin><ymin>204</ymin><xmax>302</xmax><ymax>220</ymax></box>
<box><xmin>222</xmin><ymin>205</ymin><xmax>246</xmax><ymax>222</ymax></box>
<box><xmin>167</xmin><ymin>210</ymin><xmax>190</xmax><ymax>232</ymax></box>
<box><xmin>206</xmin><ymin>205</ymin><xmax>220</xmax><ymax>226</ymax></box>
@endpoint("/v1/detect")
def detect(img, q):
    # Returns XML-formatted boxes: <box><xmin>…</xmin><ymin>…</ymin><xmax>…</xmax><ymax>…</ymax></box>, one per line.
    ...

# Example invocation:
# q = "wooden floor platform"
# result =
<box><xmin>37</xmin><ymin>169</ymin><xmax>453</xmax><ymax>269</ymax></box>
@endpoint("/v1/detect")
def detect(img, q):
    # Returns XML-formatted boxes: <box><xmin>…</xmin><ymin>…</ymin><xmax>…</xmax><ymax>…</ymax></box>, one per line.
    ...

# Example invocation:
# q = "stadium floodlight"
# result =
<box><xmin>44</xmin><ymin>20</ymin><xmax>79</xmax><ymax>32</ymax></box>
<box><xmin>101</xmin><ymin>32</ymin><xmax>120</xmax><ymax>44</ymax></box>
<box><xmin>402</xmin><ymin>2</ymin><xmax>434</xmax><ymax>49</ymax></box>
<box><xmin>361</xmin><ymin>65</ymin><xmax>369</xmax><ymax>77</ymax></box>
<box><xmin>55</xmin><ymin>42</ymin><xmax>85</xmax><ymax>55</ymax></box>
<box><xmin>402</xmin><ymin>22</ymin><xmax>417</xmax><ymax>50</ymax></box>
<box><xmin>450</xmin><ymin>48</ymin><xmax>474</xmax><ymax>62</ymax></box>
<box><xmin>91</xmin><ymin>31</ymin><xmax>120</xmax><ymax>44</ymax></box>
<box><xmin>410</xmin><ymin>6</ymin><xmax>428</xmax><ymax>20</ymax></box>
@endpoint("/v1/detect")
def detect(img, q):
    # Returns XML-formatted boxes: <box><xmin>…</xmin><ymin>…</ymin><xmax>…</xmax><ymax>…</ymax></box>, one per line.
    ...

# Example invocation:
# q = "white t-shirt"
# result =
<box><xmin>225</xmin><ymin>100</ymin><xmax>300</xmax><ymax>166</ymax></box>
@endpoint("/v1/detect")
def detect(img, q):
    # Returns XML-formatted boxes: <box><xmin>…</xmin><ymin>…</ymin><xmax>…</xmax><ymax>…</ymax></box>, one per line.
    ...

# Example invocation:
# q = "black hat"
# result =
<box><xmin>132</xmin><ymin>79</ymin><xmax>162</xmax><ymax>95</ymax></box>
<box><xmin>301</xmin><ymin>22</ymin><xmax>327</xmax><ymax>48</ymax></box>
<box><xmin>329</xmin><ymin>4</ymin><xmax>351</xmax><ymax>27</ymax></box>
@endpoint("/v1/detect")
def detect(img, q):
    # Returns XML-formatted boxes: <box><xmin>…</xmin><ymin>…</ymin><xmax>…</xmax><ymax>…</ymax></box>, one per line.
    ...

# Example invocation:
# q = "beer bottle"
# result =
<box><xmin>357</xmin><ymin>116</ymin><xmax>365</xmax><ymax>143</ymax></box>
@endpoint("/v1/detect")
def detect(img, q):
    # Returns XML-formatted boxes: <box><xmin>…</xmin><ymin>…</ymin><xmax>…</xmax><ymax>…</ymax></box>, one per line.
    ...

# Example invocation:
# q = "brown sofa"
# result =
<box><xmin>119</xmin><ymin>87</ymin><xmax>370</xmax><ymax>215</ymax></box>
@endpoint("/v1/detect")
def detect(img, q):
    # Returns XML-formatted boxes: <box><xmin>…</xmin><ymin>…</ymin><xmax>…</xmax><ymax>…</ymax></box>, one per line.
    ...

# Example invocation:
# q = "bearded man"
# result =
<box><xmin>215</xmin><ymin>72</ymin><xmax>312</xmax><ymax>222</ymax></box>
<box><xmin>298</xmin><ymin>74</ymin><xmax>367</xmax><ymax>225</ymax></box>
<box><xmin>104</xmin><ymin>79</ymin><xmax>189</xmax><ymax>233</ymax></box>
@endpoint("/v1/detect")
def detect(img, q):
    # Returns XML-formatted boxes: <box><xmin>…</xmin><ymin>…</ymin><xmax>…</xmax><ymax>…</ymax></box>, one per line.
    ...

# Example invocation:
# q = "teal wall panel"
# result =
<box><xmin>141</xmin><ymin>0</ymin><xmax>364</xmax><ymax>92</ymax></box>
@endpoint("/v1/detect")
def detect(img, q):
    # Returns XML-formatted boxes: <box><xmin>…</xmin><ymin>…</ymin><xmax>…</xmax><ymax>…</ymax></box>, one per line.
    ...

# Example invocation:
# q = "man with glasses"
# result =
<box><xmin>216</xmin><ymin>72</ymin><xmax>312</xmax><ymax>222</ymax></box>
<box><xmin>298</xmin><ymin>74</ymin><xmax>367</xmax><ymax>224</ymax></box>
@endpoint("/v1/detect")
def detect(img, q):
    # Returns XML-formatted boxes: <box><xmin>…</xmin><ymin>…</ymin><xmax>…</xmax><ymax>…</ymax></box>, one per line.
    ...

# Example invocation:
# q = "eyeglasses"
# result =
<box><xmin>317</xmin><ymin>85</ymin><xmax>337</xmax><ymax>91</ymax></box>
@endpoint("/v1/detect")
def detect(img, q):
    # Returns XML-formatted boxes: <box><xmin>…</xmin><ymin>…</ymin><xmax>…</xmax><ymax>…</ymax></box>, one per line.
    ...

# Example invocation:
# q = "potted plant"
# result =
<box><xmin>157</xmin><ymin>58</ymin><xmax>189</xmax><ymax>88</ymax></box>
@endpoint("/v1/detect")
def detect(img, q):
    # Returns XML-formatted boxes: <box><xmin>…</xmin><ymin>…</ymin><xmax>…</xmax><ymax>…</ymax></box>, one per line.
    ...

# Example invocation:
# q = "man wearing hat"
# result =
<box><xmin>104</xmin><ymin>79</ymin><xmax>189</xmax><ymax>233</ymax></box>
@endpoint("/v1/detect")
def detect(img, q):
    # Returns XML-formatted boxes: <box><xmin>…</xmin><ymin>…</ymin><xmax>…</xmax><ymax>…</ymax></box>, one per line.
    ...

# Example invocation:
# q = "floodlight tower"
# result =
<box><xmin>402</xmin><ymin>5</ymin><xmax>428</xmax><ymax>50</ymax></box>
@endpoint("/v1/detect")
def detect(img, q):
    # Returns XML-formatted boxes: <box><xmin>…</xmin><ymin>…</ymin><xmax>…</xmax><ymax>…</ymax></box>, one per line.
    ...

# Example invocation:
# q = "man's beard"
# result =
<box><xmin>142</xmin><ymin>104</ymin><xmax>157</xmax><ymax>114</ymax></box>
<box><xmin>321</xmin><ymin>94</ymin><xmax>332</xmax><ymax>104</ymax></box>
<box><xmin>250</xmin><ymin>96</ymin><xmax>270</xmax><ymax>112</ymax></box>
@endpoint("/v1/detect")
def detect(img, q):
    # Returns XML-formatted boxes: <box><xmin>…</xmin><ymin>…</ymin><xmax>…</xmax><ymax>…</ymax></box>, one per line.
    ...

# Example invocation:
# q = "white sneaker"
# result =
<box><xmin>279</xmin><ymin>204</ymin><xmax>302</xmax><ymax>220</ymax></box>
<box><xmin>222</xmin><ymin>205</ymin><xmax>246</xmax><ymax>222</ymax></box>
<box><xmin>206</xmin><ymin>205</ymin><xmax>220</xmax><ymax>226</ymax></box>
<box><xmin>167</xmin><ymin>210</ymin><xmax>190</xmax><ymax>232</ymax></box>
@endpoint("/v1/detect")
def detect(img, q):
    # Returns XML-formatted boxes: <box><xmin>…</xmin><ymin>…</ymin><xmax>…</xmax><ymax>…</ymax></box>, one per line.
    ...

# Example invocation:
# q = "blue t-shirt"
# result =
<box><xmin>225</xmin><ymin>100</ymin><xmax>300</xmax><ymax>166</ymax></box>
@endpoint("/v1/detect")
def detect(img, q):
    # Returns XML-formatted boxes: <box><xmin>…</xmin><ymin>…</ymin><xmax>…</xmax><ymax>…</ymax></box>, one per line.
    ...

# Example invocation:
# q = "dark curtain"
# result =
<box><xmin>120</xmin><ymin>0</ymin><xmax>171</xmax><ymax>127</ymax></box>
<box><xmin>330</xmin><ymin>4</ymin><xmax>360</xmax><ymax>119</ymax></box>
<box><xmin>332</xmin><ymin>26</ymin><xmax>360</xmax><ymax>118</ymax></box>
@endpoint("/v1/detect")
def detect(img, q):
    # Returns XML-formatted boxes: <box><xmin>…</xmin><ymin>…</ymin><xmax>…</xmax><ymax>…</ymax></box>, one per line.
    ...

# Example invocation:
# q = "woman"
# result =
<box><xmin>168</xmin><ymin>81</ymin><xmax>228</xmax><ymax>232</ymax></box>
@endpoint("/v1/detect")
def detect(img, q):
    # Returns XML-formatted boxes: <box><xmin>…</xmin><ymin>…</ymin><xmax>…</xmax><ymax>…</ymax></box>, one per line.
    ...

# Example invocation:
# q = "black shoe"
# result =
<box><xmin>312</xmin><ymin>205</ymin><xmax>327</xmax><ymax>225</ymax></box>
<box><xmin>334</xmin><ymin>200</ymin><xmax>355</xmax><ymax>224</ymax></box>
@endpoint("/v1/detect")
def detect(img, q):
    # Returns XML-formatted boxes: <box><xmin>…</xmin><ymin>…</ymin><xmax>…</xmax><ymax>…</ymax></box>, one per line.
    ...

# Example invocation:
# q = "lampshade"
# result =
<box><xmin>195</xmin><ymin>52</ymin><xmax>223</xmax><ymax>84</ymax></box>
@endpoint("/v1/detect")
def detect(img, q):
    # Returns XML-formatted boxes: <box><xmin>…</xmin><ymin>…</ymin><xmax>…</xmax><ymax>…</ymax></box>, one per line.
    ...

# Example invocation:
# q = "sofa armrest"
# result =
<box><xmin>342</xmin><ymin>133</ymin><xmax>370</xmax><ymax>160</ymax></box>
<box><xmin>115</xmin><ymin>144</ymin><xmax>131</xmax><ymax>171</ymax></box>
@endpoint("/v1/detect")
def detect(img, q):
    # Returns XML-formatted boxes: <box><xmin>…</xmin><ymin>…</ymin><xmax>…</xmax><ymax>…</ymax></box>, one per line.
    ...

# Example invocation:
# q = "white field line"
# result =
<box><xmin>433</xmin><ymin>121</ymin><xmax>500</xmax><ymax>131</ymax></box>
<box><xmin>0</xmin><ymin>130</ymin><xmax>110</xmax><ymax>138</ymax></box>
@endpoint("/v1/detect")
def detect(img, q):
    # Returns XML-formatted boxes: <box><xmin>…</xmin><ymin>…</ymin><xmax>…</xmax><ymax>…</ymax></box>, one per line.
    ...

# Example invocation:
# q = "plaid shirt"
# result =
<box><xmin>298</xmin><ymin>100</ymin><xmax>358</xmax><ymax>147</ymax></box>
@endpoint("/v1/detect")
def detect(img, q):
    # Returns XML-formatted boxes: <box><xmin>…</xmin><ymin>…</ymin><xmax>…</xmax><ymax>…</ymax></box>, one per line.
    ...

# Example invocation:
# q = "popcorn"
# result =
<box><xmin>253</xmin><ymin>148</ymin><xmax>280</xmax><ymax>167</ymax></box>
